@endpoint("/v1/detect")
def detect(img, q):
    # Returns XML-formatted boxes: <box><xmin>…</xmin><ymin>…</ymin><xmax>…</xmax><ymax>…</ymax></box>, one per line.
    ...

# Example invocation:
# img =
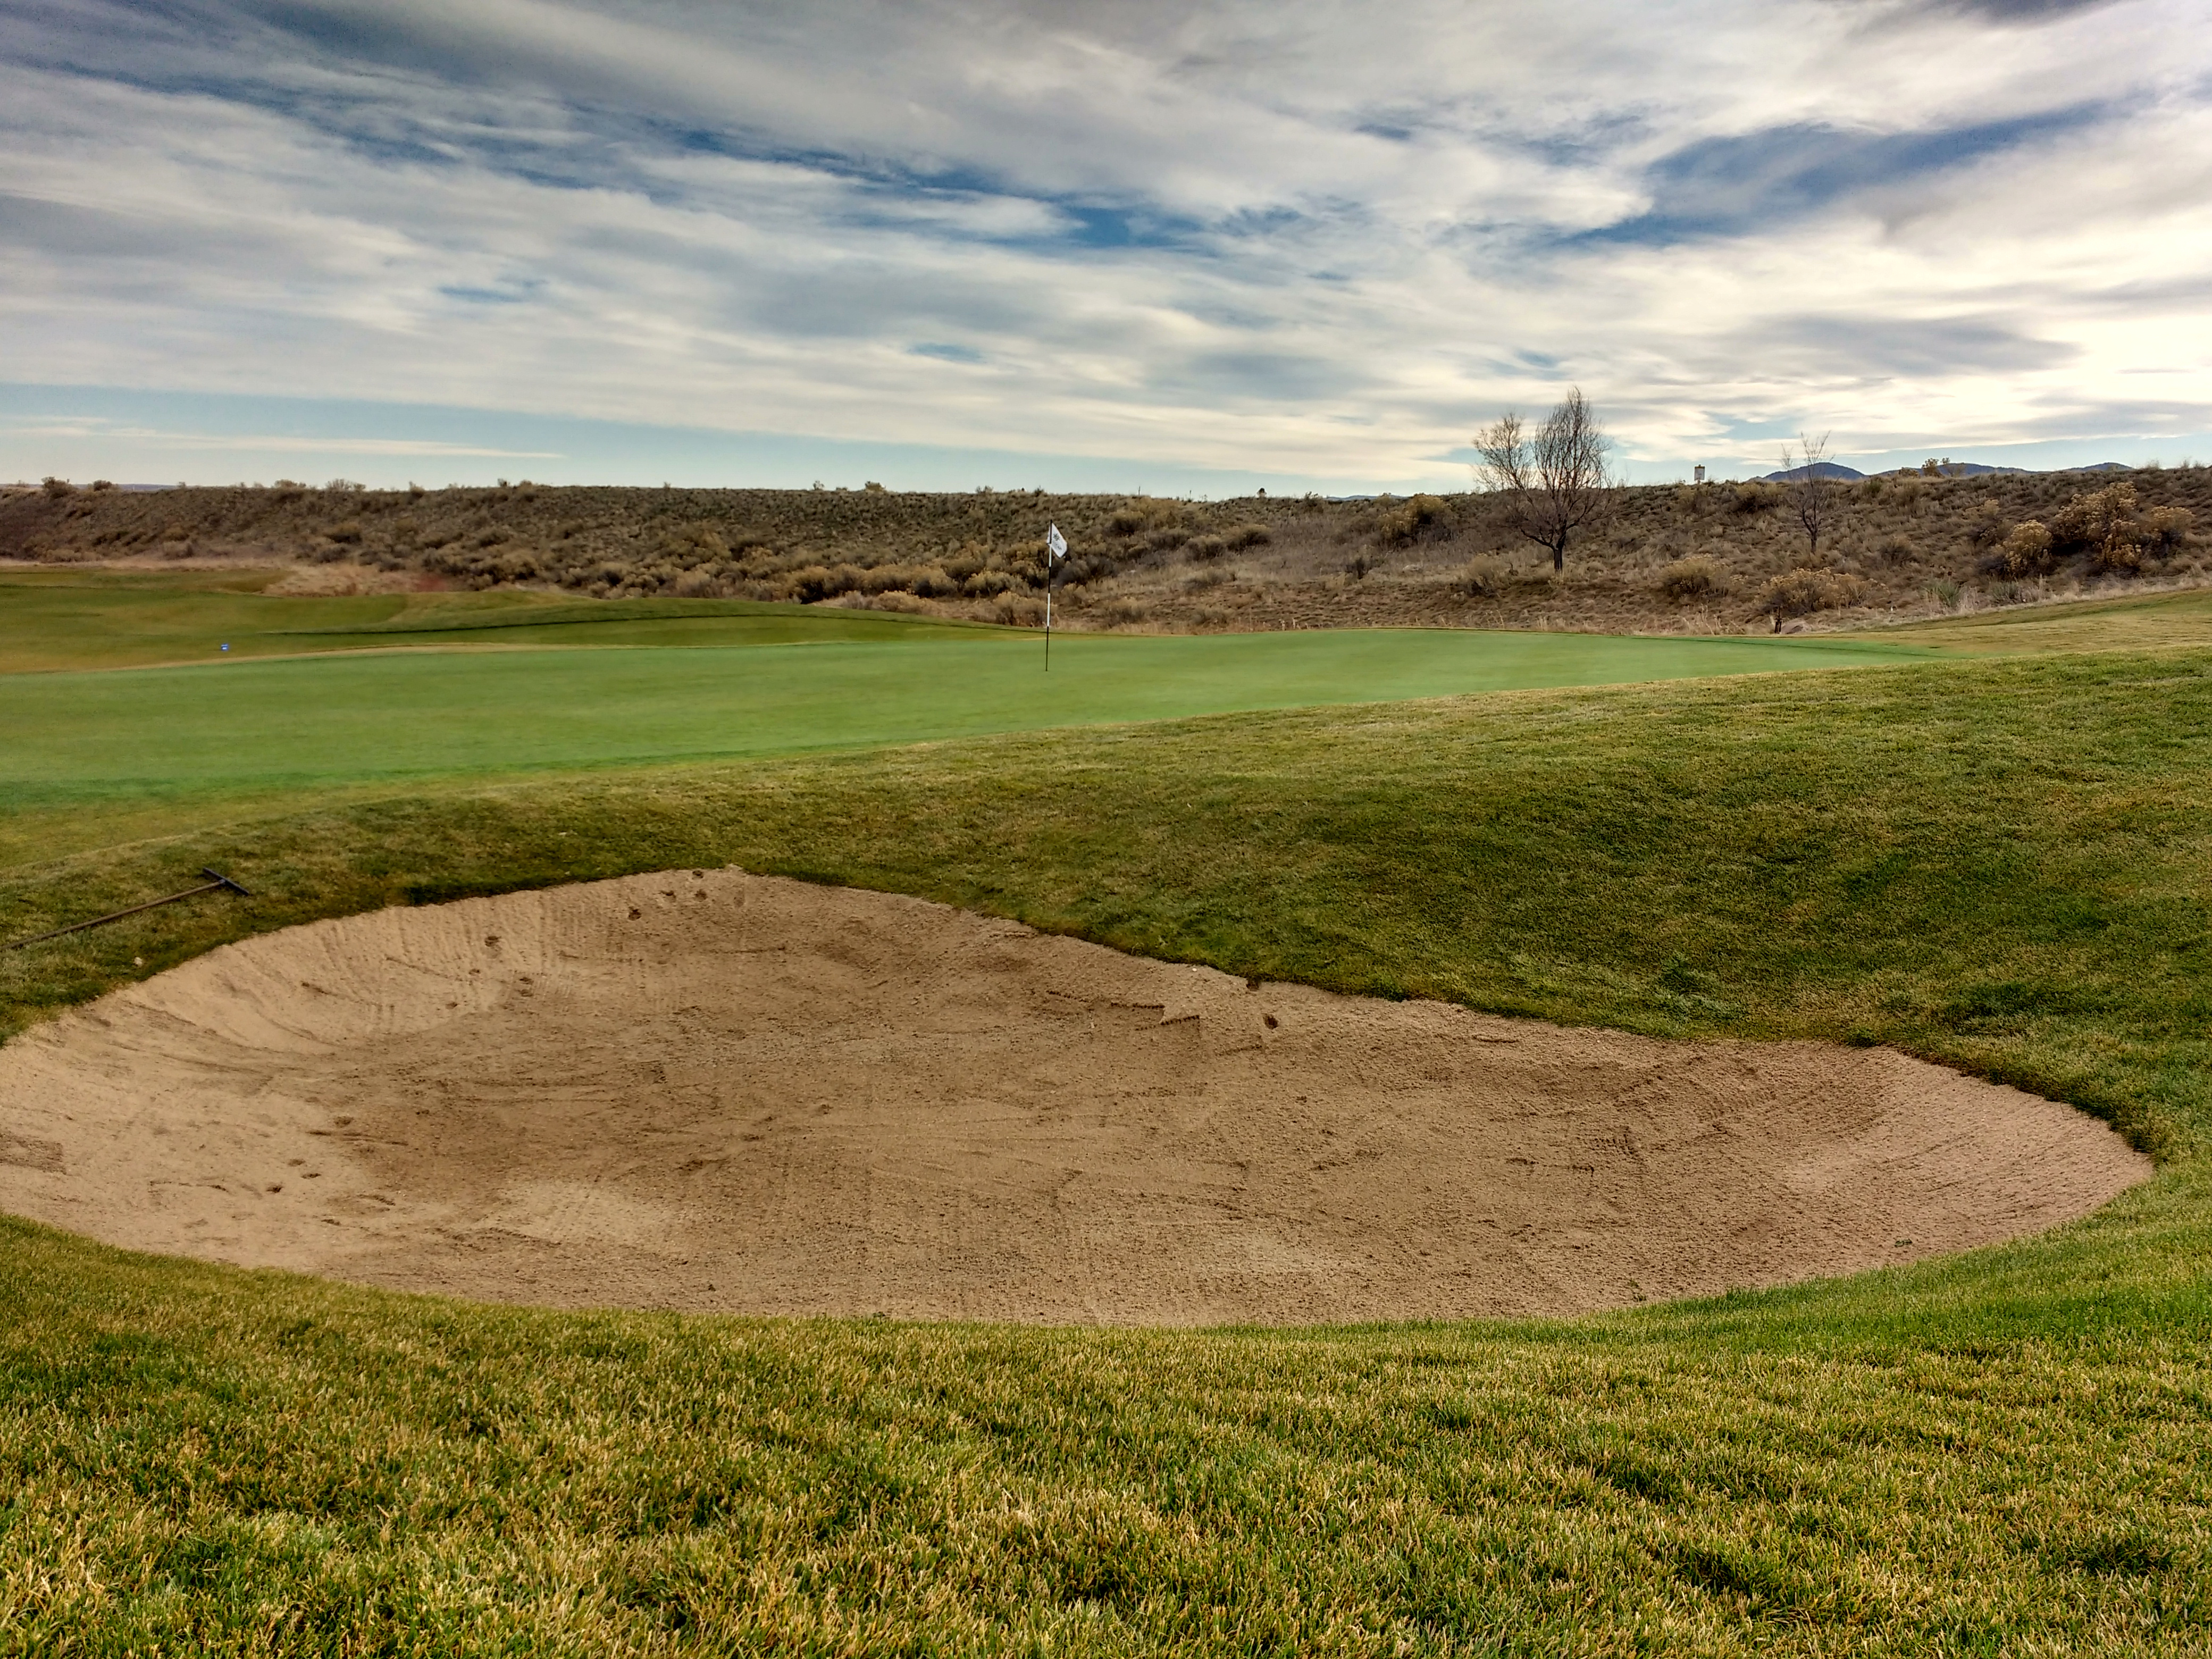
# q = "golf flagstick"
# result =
<box><xmin>1043</xmin><ymin>522</ymin><xmax>1067</xmax><ymax>670</ymax></box>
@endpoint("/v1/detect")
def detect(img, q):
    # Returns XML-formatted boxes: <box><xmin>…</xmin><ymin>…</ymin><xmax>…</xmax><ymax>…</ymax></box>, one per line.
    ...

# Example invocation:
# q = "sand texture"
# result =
<box><xmin>0</xmin><ymin>870</ymin><xmax>2151</xmax><ymax>1325</ymax></box>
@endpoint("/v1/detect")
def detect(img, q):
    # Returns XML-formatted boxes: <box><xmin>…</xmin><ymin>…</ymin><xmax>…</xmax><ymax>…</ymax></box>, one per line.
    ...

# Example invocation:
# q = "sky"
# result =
<box><xmin>4</xmin><ymin>0</ymin><xmax>2210</xmax><ymax>492</ymax></box>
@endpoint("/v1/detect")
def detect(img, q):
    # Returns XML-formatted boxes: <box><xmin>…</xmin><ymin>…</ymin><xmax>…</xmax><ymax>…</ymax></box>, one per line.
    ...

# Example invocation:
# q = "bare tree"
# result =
<box><xmin>1780</xmin><ymin>432</ymin><xmax>1834</xmax><ymax>565</ymax></box>
<box><xmin>1472</xmin><ymin>388</ymin><xmax>1615</xmax><ymax>573</ymax></box>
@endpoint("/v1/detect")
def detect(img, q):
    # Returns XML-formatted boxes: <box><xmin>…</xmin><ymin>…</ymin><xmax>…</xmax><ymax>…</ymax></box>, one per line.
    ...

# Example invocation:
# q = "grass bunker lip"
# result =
<box><xmin>0</xmin><ymin>869</ymin><xmax>2149</xmax><ymax>1326</ymax></box>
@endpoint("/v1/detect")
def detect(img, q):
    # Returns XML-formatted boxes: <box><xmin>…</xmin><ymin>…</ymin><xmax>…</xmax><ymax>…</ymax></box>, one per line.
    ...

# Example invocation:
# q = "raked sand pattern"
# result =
<box><xmin>0</xmin><ymin>871</ymin><xmax>2151</xmax><ymax>1325</ymax></box>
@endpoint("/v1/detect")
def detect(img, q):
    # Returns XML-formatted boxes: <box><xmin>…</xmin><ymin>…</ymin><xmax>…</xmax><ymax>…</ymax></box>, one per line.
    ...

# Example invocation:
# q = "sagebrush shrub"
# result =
<box><xmin>1373</xmin><ymin>495</ymin><xmax>1449</xmax><ymax>548</ymax></box>
<box><xmin>2050</xmin><ymin>483</ymin><xmax>2143</xmax><ymax>572</ymax></box>
<box><xmin>2144</xmin><ymin>506</ymin><xmax>2193</xmax><ymax>554</ymax></box>
<box><xmin>780</xmin><ymin>565</ymin><xmax>836</xmax><ymax>602</ymax></box>
<box><xmin>1100</xmin><ymin>596</ymin><xmax>1149</xmax><ymax>626</ymax></box>
<box><xmin>1763</xmin><ymin>568</ymin><xmax>1866</xmax><ymax>618</ymax></box>
<box><xmin>1967</xmin><ymin>501</ymin><xmax>2009</xmax><ymax>549</ymax></box>
<box><xmin>1658</xmin><ymin>554</ymin><xmax>1725</xmax><ymax>598</ymax></box>
<box><xmin>663</xmin><ymin>525</ymin><xmax>728</xmax><ymax>560</ymax></box>
<box><xmin>2000</xmin><ymin>521</ymin><xmax>2053</xmax><ymax>577</ymax></box>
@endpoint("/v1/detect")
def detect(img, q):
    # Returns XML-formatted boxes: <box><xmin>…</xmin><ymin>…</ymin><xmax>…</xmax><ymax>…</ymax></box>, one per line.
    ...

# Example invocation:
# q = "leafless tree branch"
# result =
<box><xmin>1781</xmin><ymin>431</ymin><xmax>1833</xmax><ymax>565</ymax></box>
<box><xmin>1473</xmin><ymin>388</ymin><xmax>1614</xmax><ymax>573</ymax></box>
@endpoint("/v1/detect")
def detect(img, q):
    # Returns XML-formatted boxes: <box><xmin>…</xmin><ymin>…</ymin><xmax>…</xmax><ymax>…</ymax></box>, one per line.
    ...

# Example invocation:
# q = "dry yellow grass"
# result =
<box><xmin>10</xmin><ymin>467</ymin><xmax>2210</xmax><ymax>637</ymax></box>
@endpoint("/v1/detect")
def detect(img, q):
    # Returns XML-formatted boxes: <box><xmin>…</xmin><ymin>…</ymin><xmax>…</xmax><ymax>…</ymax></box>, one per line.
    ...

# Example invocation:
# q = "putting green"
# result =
<box><xmin>3</xmin><ymin>627</ymin><xmax>1926</xmax><ymax>823</ymax></box>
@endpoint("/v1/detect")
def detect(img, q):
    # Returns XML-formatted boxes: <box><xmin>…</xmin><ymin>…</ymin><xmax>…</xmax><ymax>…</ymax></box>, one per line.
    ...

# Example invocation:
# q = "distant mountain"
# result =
<box><xmin>1870</xmin><ymin>462</ymin><xmax>2034</xmax><ymax>479</ymax></box>
<box><xmin>1757</xmin><ymin>462</ymin><xmax>1865</xmax><ymax>483</ymax></box>
<box><xmin>1752</xmin><ymin>458</ymin><xmax>2135</xmax><ymax>484</ymax></box>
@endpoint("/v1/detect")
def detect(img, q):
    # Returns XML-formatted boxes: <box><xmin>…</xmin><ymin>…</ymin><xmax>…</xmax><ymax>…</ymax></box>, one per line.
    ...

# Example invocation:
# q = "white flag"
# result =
<box><xmin>1046</xmin><ymin>524</ymin><xmax>1067</xmax><ymax>562</ymax></box>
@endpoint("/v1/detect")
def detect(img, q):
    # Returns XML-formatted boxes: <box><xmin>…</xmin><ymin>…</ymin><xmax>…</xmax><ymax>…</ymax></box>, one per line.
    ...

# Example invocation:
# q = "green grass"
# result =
<box><xmin>1869</xmin><ymin>585</ymin><xmax>2212</xmax><ymax>655</ymax></box>
<box><xmin>0</xmin><ymin>615</ymin><xmax>1925</xmax><ymax>866</ymax></box>
<box><xmin>4</xmin><ymin>588</ymin><xmax>2212</xmax><ymax>1652</ymax></box>
<box><xmin>0</xmin><ymin>567</ymin><xmax>996</xmax><ymax>674</ymax></box>
<box><xmin>6</xmin><ymin>563</ymin><xmax>2203</xmax><ymax>677</ymax></box>
<box><xmin>6</xmin><ymin>1209</ymin><xmax>2207</xmax><ymax>1656</ymax></box>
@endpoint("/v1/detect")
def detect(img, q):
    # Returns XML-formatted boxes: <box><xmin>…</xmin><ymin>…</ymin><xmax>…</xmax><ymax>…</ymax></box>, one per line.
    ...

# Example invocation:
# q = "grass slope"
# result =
<box><xmin>4</xmin><ymin>646</ymin><xmax>2211</xmax><ymax>1652</ymax></box>
<box><xmin>1870</xmin><ymin>585</ymin><xmax>2212</xmax><ymax>656</ymax></box>
<box><xmin>0</xmin><ymin>621</ymin><xmax>1923</xmax><ymax>867</ymax></box>
<box><xmin>0</xmin><ymin>568</ymin><xmax>986</xmax><ymax>675</ymax></box>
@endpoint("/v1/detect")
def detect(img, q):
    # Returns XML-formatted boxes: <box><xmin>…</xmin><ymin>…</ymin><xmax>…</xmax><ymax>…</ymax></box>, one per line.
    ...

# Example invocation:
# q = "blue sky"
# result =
<box><xmin>3</xmin><ymin>0</ymin><xmax>2208</xmax><ymax>490</ymax></box>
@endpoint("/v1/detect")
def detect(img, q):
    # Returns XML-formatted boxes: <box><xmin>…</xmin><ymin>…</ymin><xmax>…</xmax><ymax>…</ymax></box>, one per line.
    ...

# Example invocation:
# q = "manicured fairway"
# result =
<box><xmin>0</xmin><ymin>625</ymin><xmax>1928</xmax><ymax>862</ymax></box>
<box><xmin>0</xmin><ymin>569</ymin><xmax>989</xmax><ymax>673</ymax></box>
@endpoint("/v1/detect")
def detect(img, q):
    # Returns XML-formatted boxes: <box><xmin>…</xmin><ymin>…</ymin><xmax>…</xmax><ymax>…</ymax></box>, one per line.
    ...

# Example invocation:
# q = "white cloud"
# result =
<box><xmin>1</xmin><ymin>0</ymin><xmax>2208</xmax><ymax>485</ymax></box>
<box><xmin>0</xmin><ymin>415</ymin><xmax>557</xmax><ymax>458</ymax></box>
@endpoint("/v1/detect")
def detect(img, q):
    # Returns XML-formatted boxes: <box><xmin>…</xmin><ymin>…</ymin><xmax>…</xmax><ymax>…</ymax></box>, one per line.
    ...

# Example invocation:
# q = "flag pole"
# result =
<box><xmin>1043</xmin><ymin>522</ymin><xmax>1067</xmax><ymax>672</ymax></box>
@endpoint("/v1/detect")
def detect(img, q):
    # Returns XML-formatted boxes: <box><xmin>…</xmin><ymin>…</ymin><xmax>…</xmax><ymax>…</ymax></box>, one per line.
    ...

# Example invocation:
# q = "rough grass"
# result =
<box><xmin>4</xmin><ymin>642</ymin><xmax>2212</xmax><ymax>1652</ymax></box>
<box><xmin>5</xmin><ymin>1213</ymin><xmax>2208</xmax><ymax>1656</ymax></box>
<box><xmin>1870</xmin><ymin>585</ymin><xmax>2212</xmax><ymax>656</ymax></box>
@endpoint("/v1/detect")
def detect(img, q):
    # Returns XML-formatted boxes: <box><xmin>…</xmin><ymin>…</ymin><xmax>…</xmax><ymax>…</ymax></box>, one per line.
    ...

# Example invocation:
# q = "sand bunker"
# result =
<box><xmin>0</xmin><ymin>869</ymin><xmax>2149</xmax><ymax>1324</ymax></box>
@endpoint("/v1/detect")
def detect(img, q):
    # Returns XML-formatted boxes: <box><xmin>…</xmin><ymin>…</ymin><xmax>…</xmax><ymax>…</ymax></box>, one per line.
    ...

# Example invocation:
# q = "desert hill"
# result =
<box><xmin>4</xmin><ymin>466</ymin><xmax>2207</xmax><ymax>635</ymax></box>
